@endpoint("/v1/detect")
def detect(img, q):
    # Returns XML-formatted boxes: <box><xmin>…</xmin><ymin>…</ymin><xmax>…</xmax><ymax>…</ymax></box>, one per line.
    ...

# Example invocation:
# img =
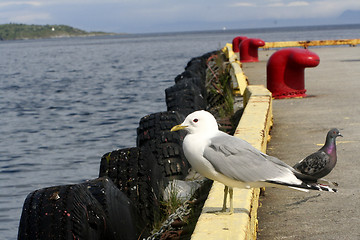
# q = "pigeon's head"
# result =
<box><xmin>328</xmin><ymin>128</ymin><xmax>343</xmax><ymax>139</ymax></box>
<box><xmin>171</xmin><ymin>110</ymin><xmax>219</xmax><ymax>135</ymax></box>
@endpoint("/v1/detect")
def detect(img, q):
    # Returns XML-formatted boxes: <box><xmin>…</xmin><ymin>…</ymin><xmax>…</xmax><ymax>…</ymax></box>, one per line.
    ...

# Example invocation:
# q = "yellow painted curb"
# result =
<box><xmin>222</xmin><ymin>43</ymin><xmax>237</xmax><ymax>62</ymax></box>
<box><xmin>262</xmin><ymin>39</ymin><xmax>360</xmax><ymax>49</ymax></box>
<box><xmin>191</xmin><ymin>56</ymin><xmax>273</xmax><ymax>239</ymax></box>
<box><xmin>192</xmin><ymin>182</ymin><xmax>254</xmax><ymax>239</ymax></box>
<box><xmin>230</xmin><ymin>61</ymin><xmax>248</xmax><ymax>96</ymax></box>
<box><xmin>236</xmin><ymin>85</ymin><xmax>273</xmax><ymax>153</ymax></box>
<box><xmin>222</xmin><ymin>44</ymin><xmax>249</xmax><ymax>96</ymax></box>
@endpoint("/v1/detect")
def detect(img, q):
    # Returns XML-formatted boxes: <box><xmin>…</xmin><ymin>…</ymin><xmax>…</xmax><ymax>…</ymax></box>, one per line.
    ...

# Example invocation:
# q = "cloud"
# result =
<box><xmin>0</xmin><ymin>1</ymin><xmax>50</xmax><ymax>24</ymax></box>
<box><xmin>267</xmin><ymin>3</ymin><xmax>285</xmax><ymax>7</ymax></box>
<box><xmin>287</xmin><ymin>1</ymin><xmax>309</xmax><ymax>7</ymax></box>
<box><xmin>0</xmin><ymin>1</ymin><xmax>42</xmax><ymax>8</ymax></box>
<box><xmin>0</xmin><ymin>0</ymin><xmax>359</xmax><ymax>33</ymax></box>
<box><xmin>231</xmin><ymin>2</ymin><xmax>256</xmax><ymax>7</ymax></box>
<box><xmin>8</xmin><ymin>12</ymin><xmax>51</xmax><ymax>22</ymax></box>
<box><xmin>231</xmin><ymin>1</ymin><xmax>310</xmax><ymax>8</ymax></box>
<box><xmin>227</xmin><ymin>0</ymin><xmax>360</xmax><ymax>20</ymax></box>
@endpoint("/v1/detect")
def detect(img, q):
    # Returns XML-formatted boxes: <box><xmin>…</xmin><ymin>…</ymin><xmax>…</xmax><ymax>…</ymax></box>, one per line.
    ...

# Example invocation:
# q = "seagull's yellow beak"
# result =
<box><xmin>171</xmin><ymin>124</ymin><xmax>187</xmax><ymax>132</ymax></box>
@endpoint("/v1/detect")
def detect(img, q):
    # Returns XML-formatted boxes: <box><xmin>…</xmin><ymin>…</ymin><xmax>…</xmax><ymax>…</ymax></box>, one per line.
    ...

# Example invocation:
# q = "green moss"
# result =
<box><xmin>162</xmin><ymin>183</ymin><xmax>183</xmax><ymax>215</ymax></box>
<box><xmin>105</xmin><ymin>153</ymin><xmax>112</xmax><ymax>164</ymax></box>
<box><xmin>152</xmin><ymin>182</ymin><xmax>184</xmax><ymax>233</ymax></box>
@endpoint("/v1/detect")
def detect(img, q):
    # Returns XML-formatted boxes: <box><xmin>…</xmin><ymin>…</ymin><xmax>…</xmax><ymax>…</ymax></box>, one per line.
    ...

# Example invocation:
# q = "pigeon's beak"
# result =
<box><xmin>171</xmin><ymin>124</ymin><xmax>187</xmax><ymax>132</ymax></box>
<box><xmin>338</xmin><ymin>132</ymin><xmax>343</xmax><ymax>137</ymax></box>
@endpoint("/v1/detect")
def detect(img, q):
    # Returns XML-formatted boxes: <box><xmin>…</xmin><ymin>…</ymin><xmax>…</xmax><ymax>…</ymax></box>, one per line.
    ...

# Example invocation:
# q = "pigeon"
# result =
<box><xmin>171</xmin><ymin>110</ymin><xmax>336</xmax><ymax>213</ymax></box>
<box><xmin>293</xmin><ymin>128</ymin><xmax>342</xmax><ymax>180</ymax></box>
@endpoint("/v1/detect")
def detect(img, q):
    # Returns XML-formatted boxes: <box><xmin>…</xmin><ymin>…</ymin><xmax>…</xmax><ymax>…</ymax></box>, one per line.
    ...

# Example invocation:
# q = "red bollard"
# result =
<box><xmin>240</xmin><ymin>38</ymin><xmax>265</xmax><ymax>62</ymax></box>
<box><xmin>267</xmin><ymin>48</ymin><xmax>320</xmax><ymax>99</ymax></box>
<box><xmin>232</xmin><ymin>36</ymin><xmax>248</xmax><ymax>54</ymax></box>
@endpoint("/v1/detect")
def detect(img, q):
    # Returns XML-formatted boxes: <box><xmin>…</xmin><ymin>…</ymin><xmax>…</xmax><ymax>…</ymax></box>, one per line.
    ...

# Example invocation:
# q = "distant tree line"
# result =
<box><xmin>0</xmin><ymin>23</ymin><xmax>109</xmax><ymax>40</ymax></box>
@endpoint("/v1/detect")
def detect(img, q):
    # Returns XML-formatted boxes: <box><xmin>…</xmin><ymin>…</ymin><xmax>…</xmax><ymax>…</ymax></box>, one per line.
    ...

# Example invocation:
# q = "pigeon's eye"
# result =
<box><xmin>193</xmin><ymin>118</ymin><xmax>198</xmax><ymax>123</ymax></box>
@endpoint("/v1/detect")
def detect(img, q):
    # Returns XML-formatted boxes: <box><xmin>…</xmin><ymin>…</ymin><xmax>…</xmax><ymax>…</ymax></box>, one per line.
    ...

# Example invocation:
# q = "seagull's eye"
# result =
<box><xmin>193</xmin><ymin>118</ymin><xmax>198</xmax><ymax>123</ymax></box>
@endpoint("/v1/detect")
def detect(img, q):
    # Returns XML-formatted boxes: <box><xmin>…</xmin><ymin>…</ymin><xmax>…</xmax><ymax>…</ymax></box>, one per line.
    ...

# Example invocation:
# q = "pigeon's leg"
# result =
<box><xmin>229</xmin><ymin>187</ymin><xmax>234</xmax><ymax>213</ymax></box>
<box><xmin>221</xmin><ymin>185</ymin><xmax>229</xmax><ymax>212</ymax></box>
<box><xmin>318</xmin><ymin>178</ymin><xmax>339</xmax><ymax>187</ymax></box>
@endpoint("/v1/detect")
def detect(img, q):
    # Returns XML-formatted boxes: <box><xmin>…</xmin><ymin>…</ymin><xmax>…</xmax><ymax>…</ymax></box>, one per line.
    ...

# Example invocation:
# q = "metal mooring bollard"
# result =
<box><xmin>267</xmin><ymin>48</ymin><xmax>320</xmax><ymax>99</ymax></box>
<box><xmin>240</xmin><ymin>38</ymin><xmax>265</xmax><ymax>62</ymax></box>
<box><xmin>232</xmin><ymin>36</ymin><xmax>248</xmax><ymax>60</ymax></box>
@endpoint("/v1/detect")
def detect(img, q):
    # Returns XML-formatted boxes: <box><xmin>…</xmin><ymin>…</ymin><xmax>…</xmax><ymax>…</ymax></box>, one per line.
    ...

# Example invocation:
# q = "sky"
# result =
<box><xmin>0</xmin><ymin>0</ymin><xmax>360</xmax><ymax>33</ymax></box>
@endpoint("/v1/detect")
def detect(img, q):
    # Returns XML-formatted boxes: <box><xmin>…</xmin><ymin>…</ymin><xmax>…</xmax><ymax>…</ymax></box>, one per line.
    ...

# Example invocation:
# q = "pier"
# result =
<box><xmin>243</xmin><ymin>46</ymin><xmax>360</xmax><ymax>239</ymax></box>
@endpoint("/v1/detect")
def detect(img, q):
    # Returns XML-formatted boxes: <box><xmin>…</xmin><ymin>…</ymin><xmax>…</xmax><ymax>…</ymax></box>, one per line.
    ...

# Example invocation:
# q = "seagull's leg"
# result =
<box><xmin>215</xmin><ymin>186</ymin><xmax>233</xmax><ymax>215</ymax></box>
<box><xmin>229</xmin><ymin>187</ymin><xmax>234</xmax><ymax>214</ymax></box>
<box><xmin>221</xmin><ymin>186</ymin><xmax>228</xmax><ymax>212</ymax></box>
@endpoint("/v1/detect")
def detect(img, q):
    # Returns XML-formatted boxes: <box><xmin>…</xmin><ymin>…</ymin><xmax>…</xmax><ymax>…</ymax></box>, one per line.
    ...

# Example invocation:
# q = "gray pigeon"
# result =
<box><xmin>293</xmin><ymin>128</ymin><xmax>342</xmax><ymax>179</ymax></box>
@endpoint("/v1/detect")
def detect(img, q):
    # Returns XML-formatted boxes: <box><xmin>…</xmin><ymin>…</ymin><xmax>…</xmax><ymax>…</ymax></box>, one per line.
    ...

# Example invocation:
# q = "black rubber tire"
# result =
<box><xmin>186</xmin><ymin>57</ymin><xmax>206</xmax><ymax>68</ymax></box>
<box><xmin>144</xmin><ymin>141</ymin><xmax>189</xmax><ymax>179</ymax></box>
<box><xmin>174</xmin><ymin>70</ymin><xmax>197</xmax><ymax>82</ymax></box>
<box><xmin>174</xmin><ymin>72</ymin><xmax>206</xmax><ymax>97</ymax></box>
<box><xmin>18</xmin><ymin>184</ymin><xmax>108</xmax><ymax>240</ymax></box>
<box><xmin>137</xmin><ymin>111</ymin><xmax>186</xmax><ymax>147</ymax></box>
<box><xmin>185</xmin><ymin>61</ymin><xmax>206</xmax><ymax>80</ymax></box>
<box><xmin>82</xmin><ymin>177</ymin><xmax>148</xmax><ymax>240</ymax></box>
<box><xmin>165</xmin><ymin>82</ymin><xmax>207</xmax><ymax>116</ymax></box>
<box><xmin>201</xmin><ymin>50</ymin><xmax>219</xmax><ymax>61</ymax></box>
<box><xmin>99</xmin><ymin>147</ymin><xmax>160</xmax><ymax>229</ymax></box>
<box><xmin>137</xmin><ymin>111</ymin><xmax>190</xmax><ymax>193</ymax></box>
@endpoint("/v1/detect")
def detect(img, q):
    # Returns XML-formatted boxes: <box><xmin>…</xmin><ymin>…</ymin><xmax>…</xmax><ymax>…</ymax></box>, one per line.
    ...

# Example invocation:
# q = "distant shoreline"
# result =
<box><xmin>0</xmin><ymin>23</ymin><xmax>125</xmax><ymax>41</ymax></box>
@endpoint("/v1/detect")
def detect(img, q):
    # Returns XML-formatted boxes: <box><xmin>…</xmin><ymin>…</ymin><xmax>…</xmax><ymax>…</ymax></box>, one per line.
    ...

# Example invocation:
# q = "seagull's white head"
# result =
<box><xmin>171</xmin><ymin>110</ymin><xmax>219</xmax><ymax>135</ymax></box>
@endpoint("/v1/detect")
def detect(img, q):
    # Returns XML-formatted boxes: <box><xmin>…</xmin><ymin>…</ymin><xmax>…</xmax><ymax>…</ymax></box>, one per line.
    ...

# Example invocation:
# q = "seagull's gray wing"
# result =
<box><xmin>203</xmin><ymin>132</ymin><xmax>295</xmax><ymax>183</ymax></box>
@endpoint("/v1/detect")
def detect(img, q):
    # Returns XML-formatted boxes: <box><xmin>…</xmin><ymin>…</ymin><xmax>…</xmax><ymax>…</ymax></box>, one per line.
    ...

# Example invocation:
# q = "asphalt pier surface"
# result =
<box><xmin>243</xmin><ymin>46</ymin><xmax>360</xmax><ymax>240</ymax></box>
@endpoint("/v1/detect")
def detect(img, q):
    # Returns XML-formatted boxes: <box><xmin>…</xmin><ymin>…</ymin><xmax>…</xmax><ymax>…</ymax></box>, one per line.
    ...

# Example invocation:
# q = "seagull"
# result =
<box><xmin>171</xmin><ymin>110</ymin><xmax>336</xmax><ymax>213</ymax></box>
<box><xmin>293</xmin><ymin>128</ymin><xmax>342</xmax><ymax>180</ymax></box>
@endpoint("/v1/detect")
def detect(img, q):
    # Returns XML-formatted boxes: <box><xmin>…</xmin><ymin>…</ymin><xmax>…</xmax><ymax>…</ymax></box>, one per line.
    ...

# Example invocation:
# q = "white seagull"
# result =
<box><xmin>171</xmin><ymin>110</ymin><xmax>336</xmax><ymax>213</ymax></box>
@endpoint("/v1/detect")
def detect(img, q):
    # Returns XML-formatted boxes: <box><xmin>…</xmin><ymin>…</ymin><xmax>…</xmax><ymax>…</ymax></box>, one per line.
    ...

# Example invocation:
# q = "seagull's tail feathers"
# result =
<box><xmin>266</xmin><ymin>180</ymin><xmax>337</xmax><ymax>192</ymax></box>
<box><xmin>292</xmin><ymin>171</ymin><xmax>338</xmax><ymax>187</ymax></box>
<box><xmin>292</xmin><ymin>171</ymin><xmax>318</xmax><ymax>182</ymax></box>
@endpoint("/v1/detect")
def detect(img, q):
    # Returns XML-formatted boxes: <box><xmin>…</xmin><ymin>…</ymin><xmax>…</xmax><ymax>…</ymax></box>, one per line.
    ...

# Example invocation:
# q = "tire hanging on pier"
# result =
<box><xmin>81</xmin><ymin>177</ymin><xmax>148</xmax><ymax>240</ymax></box>
<box><xmin>18</xmin><ymin>184</ymin><xmax>108</xmax><ymax>240</ymax></box>
<box><xmin>136</xmin><ymin>111</ymin><xmax>190</xmax><ymax>195</ymax></box>
<box><xmin>174</xmin><ymin>71</ymin><xmax>206</xmax><ymax>97</ymax></box>
<box><xmin>99</xmin><ymin>147</ymin><xmax>161</xmax><ymax>230</ymax></box>
<box><xmin>165</xmin><ymin>82</ymin><xmax>207</xmax><ymax>116</ymax></box>
<box><xmin>184</xmin><ymin>58</ymin><xmax>207</xmax><ymax>80</ymax></box>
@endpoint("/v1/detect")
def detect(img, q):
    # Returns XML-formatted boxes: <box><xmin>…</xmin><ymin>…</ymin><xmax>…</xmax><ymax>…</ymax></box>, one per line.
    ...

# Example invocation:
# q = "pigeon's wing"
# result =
<box><xmin>293</xmin><ymin>151</ymin><xmax>330</xmax><ymax>176</ymax></box>
<box><xmin>203</xmin><ymin>132</ymin><xmax>300</xmax><ymax>184</ymax></box>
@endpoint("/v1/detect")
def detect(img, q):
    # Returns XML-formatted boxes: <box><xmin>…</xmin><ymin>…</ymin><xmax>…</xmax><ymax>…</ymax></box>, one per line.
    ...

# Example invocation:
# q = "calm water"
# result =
<box><xmin>1</xmin><ymin>24</ymin><xmax>359</xmax><ymax>239</ymax></box>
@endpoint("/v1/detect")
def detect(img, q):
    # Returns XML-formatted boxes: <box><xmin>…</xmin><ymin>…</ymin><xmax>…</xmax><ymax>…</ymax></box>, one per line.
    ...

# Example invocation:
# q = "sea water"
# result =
<box><xmin>1</xmin><ymin>24</ymin><xmax>359</xmax><ymax>239</ymax></box>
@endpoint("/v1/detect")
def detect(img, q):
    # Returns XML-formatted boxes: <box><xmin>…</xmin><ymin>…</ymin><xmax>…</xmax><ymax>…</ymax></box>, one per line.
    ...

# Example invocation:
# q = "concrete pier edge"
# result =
<box><xmin>191</xmin><ymin>44</ymin><xmax>272</xmax><ymax>240</ymax></box>
<box><xmin>261</xmin><ymin>38</ymin><xmax>360</xmax><ymax>49</ymax></box>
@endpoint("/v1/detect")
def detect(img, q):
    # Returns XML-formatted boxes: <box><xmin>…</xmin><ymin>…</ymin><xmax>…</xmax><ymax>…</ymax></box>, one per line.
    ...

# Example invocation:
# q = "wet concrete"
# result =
<box><xmin>243</xmin><ymin>46</ymin><xmax>360</xmax><ymax>240</ymax></box>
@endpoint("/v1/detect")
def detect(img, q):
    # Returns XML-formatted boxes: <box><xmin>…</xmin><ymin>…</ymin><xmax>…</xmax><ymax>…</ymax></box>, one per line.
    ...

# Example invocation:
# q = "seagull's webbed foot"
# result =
<box><xmin>215</xmin><ymin>211</ymin><xmax>233</xmax><ymax>215</ymax></box>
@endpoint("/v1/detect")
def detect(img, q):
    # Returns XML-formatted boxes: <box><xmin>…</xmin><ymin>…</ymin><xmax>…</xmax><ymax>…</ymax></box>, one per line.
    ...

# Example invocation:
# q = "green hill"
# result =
<box><xmin>0</xmin><ymin>23</ymin><xmax>114</xmax><ymax>40</ymax></box>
